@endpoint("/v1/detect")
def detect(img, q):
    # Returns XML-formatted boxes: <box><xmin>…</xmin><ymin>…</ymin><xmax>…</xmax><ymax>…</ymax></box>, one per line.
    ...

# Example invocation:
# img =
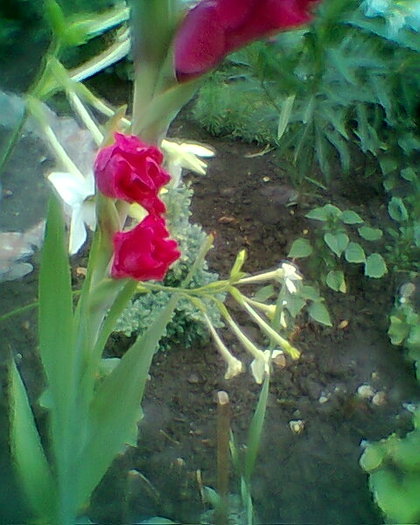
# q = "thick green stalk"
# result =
<box><xmin>130</xmin><ymin>0</ymin><xmax>177</xmax><ymax>139</ymax></box>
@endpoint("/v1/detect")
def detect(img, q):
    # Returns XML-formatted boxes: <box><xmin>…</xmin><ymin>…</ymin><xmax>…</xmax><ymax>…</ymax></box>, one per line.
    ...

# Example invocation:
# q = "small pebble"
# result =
<box><xmin>289</xmin><ymin>419</ymin><xmax>305</xmax><ymax>434</ymax></box>
<box><xmin>173</xmin><ymin>457</ymin><xmax>185</xmax><ymax>468</ymax></box>
<box><xmin>273</xmin><ymin>352</ymin><xmax>287</xmax><ymax>368</ymax></box>
<box><xmin>319</xmin><ymin>394</ymin><xmax>330</xmax><ymax>404</ymax></box>
<box><xmin>357</xmin><ymin>384</ymin><xmax>375</xmax><ymax>399</ymax></box>
<box><xmin>372</xmin><ymin>391</ymin><xmax>387</xmax><ymax>406</ymax></box>
<box><xmin>338</xmin><ymin>320</ymin><xmax>349</xmax><ymax>329</ymax></box>
<box><xmin>187</xmin><ymin>373</ymin><xmax>200</xmax><ymax>384</ymax></box>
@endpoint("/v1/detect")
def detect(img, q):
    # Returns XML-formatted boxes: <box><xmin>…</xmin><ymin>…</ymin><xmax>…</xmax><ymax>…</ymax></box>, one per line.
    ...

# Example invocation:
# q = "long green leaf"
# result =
<box><xmin>9</xmin><ymin>360</ymin><xmax>57</xmax><ymax>522</ymax></box>
<box><xmin>38</xmin><ymin>196</ymin><xmax>74</xmax><ymax>418</ymax></box>
<box><xmin>244</xmin><ymin>375</ymin><xmax>269</xmax><ymax>483</ymax></box>
<box><xmin>76</xmin><ymin>294</ymin><xmax>179</xmax><ymax>508</ymax></box>
<box><xmin>39</xmin><ymin>196</ymin><xmax>79</xmax><ymax>524</ymax></box>
<box><xmin>277</xmin><ymin>94</ymin><xmax>295</xmax><ymax>140</ymax></box>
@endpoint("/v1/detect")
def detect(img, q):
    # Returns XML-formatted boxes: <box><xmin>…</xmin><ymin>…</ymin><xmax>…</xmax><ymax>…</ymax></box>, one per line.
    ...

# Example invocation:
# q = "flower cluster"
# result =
<box><xmin>94</xmin><ymin>133</ymin><xmax>180</xmax><ymax>280</ymax></box>
<box><xmin>175</xmin><ymin>0</ymin><xmax>320</xmax><ymax>80</ymax></box>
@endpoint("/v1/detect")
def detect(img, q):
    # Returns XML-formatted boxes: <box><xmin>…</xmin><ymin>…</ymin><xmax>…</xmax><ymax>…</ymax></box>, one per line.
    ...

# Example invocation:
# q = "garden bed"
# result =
<box><xmin>1</xmin><ymin>114</ymin><xmax>418</xmax><ymax>524</ymax></box>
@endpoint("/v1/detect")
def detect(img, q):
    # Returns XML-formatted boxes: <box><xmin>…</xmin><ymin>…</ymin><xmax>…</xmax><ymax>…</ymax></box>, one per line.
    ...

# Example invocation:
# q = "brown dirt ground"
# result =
<box><xmin>91</xmin><ymin>118</ymin><xmax>418</xmax><ymax>524</ymax></box>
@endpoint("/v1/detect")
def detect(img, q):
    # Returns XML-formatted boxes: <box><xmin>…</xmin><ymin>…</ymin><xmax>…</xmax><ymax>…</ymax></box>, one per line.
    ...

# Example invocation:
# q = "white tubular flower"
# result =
<box><xmin>231</xmin><ymin>290</ymin><xmax>300</xmax><ymax>359</ymax></box>
<box><xmin>238</xmin><ymin>261</ymin><xmax>302</xmax><ymax>291</ymax></box>
<box><xmin>250</xmin><ymin>349</ymin><xmax>284</xmax><ymax>384</ymax></box>
<box><xmin>48</xmin><ymin>171</ymin><xmax>96</xmax><ymax>254</ymax></box>
<box><xmin>281</xmin><ymin>262</ymin><xmax>302</xmax><ymax>293</ymax></box>
<box><xmin>161</xmin><ymin>139</ymin><xmax>215</xmax><ymax>186</ymax></box>
<box><xmin>203</xmin><ymin>313</ymin><xmax>243</xmax><ymax>380</ymax></box>
<box><xmin>244</xmin><ymin>298</ymin><xmax>276</xmax><ymax>319</ymax></box>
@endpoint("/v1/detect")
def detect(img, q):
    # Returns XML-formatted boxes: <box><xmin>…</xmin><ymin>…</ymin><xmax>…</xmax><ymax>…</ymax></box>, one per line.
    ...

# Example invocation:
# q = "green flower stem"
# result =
<box><xmin>181</xmin><ymin>233</ymin><xmax>215</xmax><ymax>287</ymax></box>
<box><xmin>27</xmin><ymin>97</ymin><xmax>85</xmax><ymax>180</ymax></box>
<box><xmin>70</xmin><ymin>33</ymin><xmax>130</xmax><ymax>83</ymax></box>
<box><xmin>204</xmin><ymin>313</ymin><xmax>244</xmax><ymax>379</ymax></box>
<box><xmin>190</xmin><ymin>296</ymin><xmax>243</xmax><ymax>379</ymax></box>
<box><xmin>130</xmin><ymin>0</ymin><xmax>177</xmax><ymax>140</ymax></box>
<box><xmin>229</xmin><ymin>287</ymin><xmax>300</xmax><ymax>359</ymax></box>
<box><xmin>0</xmin><ymin>290</ymin><xmax>83</xmax><ymax>324</ymax></box>
<box><xmin>139</xmin><ymin>279</ymin><xmax>231</xmax><ymax>296</ymax></box>
<box><xmin>242</xmin><ymin>297</ymin><xmax>276</xmax><ymax>318</ymax></box>
<box><xmin>216</xmin><ymin>301</ymin><xmax>266</xmax><ymax>361</ymax></box>
<box><xmin>237</xmin><ymin>268</ymin><xmax>284</xmax><ymax>285</ymax></box>
<box><xmin>0</xmin><ymin>109</ymin><xmax>27</xmax><ymax>175</ymax></box>
<box><xmin>76</xmin><ymin>82</ymin><xmax>131</xmax><ymax>129</ymax></box>
<box><xmin>0</xmin><ymin>33</ymin><xmax>60</xmax><ymax>173</ymax></box>
<box><xmin>67</xmin><ymin>90</ymin><xmax>103</xmax><ymax>146</ymax></box>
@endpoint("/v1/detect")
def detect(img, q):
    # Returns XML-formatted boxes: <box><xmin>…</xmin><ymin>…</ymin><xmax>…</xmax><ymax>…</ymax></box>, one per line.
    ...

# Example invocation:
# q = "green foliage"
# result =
<box><xmin>360</xmin><ymin>406</ymin><xmax>420</xmax><ymax>524</ymax></box>
<box><xmin>388</xmin><ymin>281</ymin><xmax>420</xmax><ymax>380</ymax></box>
<box><xmin>383</xmin><ymin>172</ymin><xmax>420</xmax><ymax>274</ymax></box>
<box><xmin>0</xmin><ymin>0</ymin><xmax>118</xmax><ymax>52</ymax></box>
<box><xmin>9</xmin><ymin>361</ymin><xmax>57</xmax><ymax>522</ymax></box>
<box><xmin>9</xmin><ymin>195</ymin><xmax>181</xmax><ymax>524</ymax></box>
<box><xmin>254</xmin><ymin>280</ymin><xmax>332</xmax><ymax>328</ymax></box>
<box><xmin>193</xmin><ymin>71</ymin><xmax>278</xmax><ymax>144</ymax></box>
<box><xmin>361</xmin><ymin>278</ymin><xmax>420</xmax><ymax>523</ymax></box>
<box><xmin>288</xmin><ymin>203</ymin><xmax>387</xmax><ymax>292</ymax></box>
<box><xmin>116</xmin><ymin>183</ymin><xmax>223</xmax><ymax>350</ymax></box>
<box><xmin>193</xmin><ymin>0</ymin><xmax>419</xmax><ymax>186</ymax></box>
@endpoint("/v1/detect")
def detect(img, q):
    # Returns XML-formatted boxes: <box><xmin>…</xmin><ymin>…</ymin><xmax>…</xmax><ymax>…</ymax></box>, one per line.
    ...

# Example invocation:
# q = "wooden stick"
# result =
<box><xmin>216</xmin><ymin>390</ymin><xmax>230</xmax><ymax>525</ymax></box>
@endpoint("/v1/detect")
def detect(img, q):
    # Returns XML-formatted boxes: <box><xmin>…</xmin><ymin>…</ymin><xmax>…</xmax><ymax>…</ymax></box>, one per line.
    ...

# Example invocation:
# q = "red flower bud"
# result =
<box><xmin>94</xmin><ymin>133</ymin><xmax>170</xmax><ymax>215</ymax></box>
<box><xmin>175</xmin><ymin>0</ymin><xmax>319</xmax><ymax>80</ymax></box>
<box><xmin>111</xmin><ymin>215</ymin><xmax>180</xmax><ymax>281</ymax></box>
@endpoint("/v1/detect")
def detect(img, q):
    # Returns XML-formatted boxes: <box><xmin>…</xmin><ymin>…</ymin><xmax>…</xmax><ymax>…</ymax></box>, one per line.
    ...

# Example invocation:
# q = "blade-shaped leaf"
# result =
<box><xmin>76</xmin><ymin>294</ymin><xmax>179</xmax><ymax>508</ymax></box>
<box><xmin>244</xmin><ymin>375</ymin><xmax>269</xmax><ymax>483</ymax></box>
<box><xmin>277</xmin><ymin>94</ymin><xmax>295</xmax><ymax>140</ymax></box>
<box><xmin>9</xmin><ymin>360</ymin><xmax>57</xmax><ymax>522</ymax></box>
<box><xmin>324</xmin><ymin>128</ymin><xmax>351</xmax><ymax>172</ymax></box>
<box><xmin>38</xmin><ymin>196</ymin><xmax>74</xmax><ymax>418</ymax></box>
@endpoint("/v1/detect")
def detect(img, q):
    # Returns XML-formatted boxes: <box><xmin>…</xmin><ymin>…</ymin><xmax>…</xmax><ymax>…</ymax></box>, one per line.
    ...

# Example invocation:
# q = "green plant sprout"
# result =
<box><xmin>384</xmin><ymin>195</ymin><xmax>420</xmax><ymax>275</ymax></box>
<box><xmin>388</xmin><ymin>280</ymin><xmax>420</xmax><ymax>380</ymax></box>
<box><xmin>360</xmin><ymin>405</ymin><xmax>420</xmax><ymax>524</ymax></box>
<box><xmin>288</xmin><ymin>203</ymin><xmax>387</xmax><ymax>293</ymax></box>
<box><xmin>360</xmin><ymin>279</ymin><xmax>420</xmax><ymax>524</ymax></box>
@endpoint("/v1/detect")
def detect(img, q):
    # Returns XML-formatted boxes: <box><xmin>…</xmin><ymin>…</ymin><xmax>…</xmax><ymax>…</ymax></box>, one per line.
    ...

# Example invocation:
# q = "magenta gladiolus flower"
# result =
<box><xmin>94</xmin><ymin>133</ymin><xmax>170</xmax><ymax>215</ymax></box>
<box><xmin>94</xmin><ymin>133</ymin><xmax>180</xmax><ymax>281</ymax></box>
<box><xmin>112</xmin><ymin>215</ymin><xmax>180</xmax><ymax>281</ymax></box>
<box><xmin>175</xmin><ymin>0</ymin><xmax>320</xmax><ymax>80</ymax></box>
